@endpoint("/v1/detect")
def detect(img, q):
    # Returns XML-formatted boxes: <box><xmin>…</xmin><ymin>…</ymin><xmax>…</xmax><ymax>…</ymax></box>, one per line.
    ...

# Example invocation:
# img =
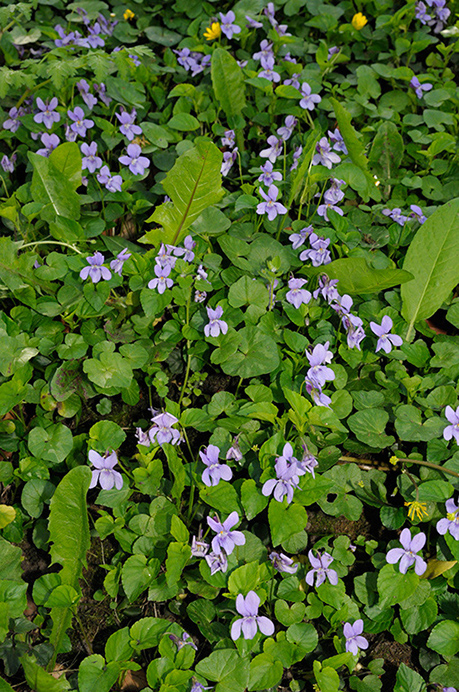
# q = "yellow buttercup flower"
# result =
<box><xmin>389</xmin><ymin>455</ymin><xmax>399</xmax><ymax>466</ymax></box>
<box><xmin>352</xmin><ymin>12</ymin><xmax>368</xmax><ymax>30</ymax></box>
<box><xmin>405</xmin><ymin>501</ymin><xmax>428</xmax><ymax>521</ymax></box>
<box><xmin>124</xmin><ymin>8</ymin><xmax>135</xmax><ymax>20</ymax></box>
<box><xmin>204</xmin><ymin>22</ymin><xmax>221</xmax><ymax>41</ymax></box>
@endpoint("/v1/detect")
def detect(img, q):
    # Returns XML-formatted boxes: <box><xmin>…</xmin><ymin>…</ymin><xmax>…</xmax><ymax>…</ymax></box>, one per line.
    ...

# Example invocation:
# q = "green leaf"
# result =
<box><xmin>83</xmin><ymin>352</ymin><xmax>133</xmax><ymax>390</ymax></box>
<box><xmin>241</xmin><ymin>479</ymin><xmax>269</xmax><ymax>520</ymax></box>
<box><xmin>49</xmin><ymin>143</ymin><xmax>82</xmax><ymax>190</ymax></box>
<box><xmin>275</xmin><ymin>600</ymin><xmax>306</xmax><ymax>626</ymax></box>
<box><xmin>248</xmin><ymin>653</ymin><xmax>283</xmax><ymax>691</ymax></box>
<box><xmin>288</xmin><ymin>128</ymin><xmax>321</xmax><ymax>206</ymax></box>
<box><xmin>29</xmin><ymin>152</ymin><xmax>80</xmax><ymax>221</ymax></box>
<box><xmin>401</xmin><ymin>198</ymin><xmax>459</xmax><ymax>339</ymax></box>
<box><xmin>211</xmin><ymin>47</ymin><xmax>246</xmax><ymax>121</ymax></box>
<box><xmin>129</xmin><ymin>617</ymin><xmax>170</xmax><ymax>651</ymax></box>
<box><xmin>394</xmin><ymin>405</ymin><xmax>444</xmax><ymax>442</ymax></box>
<box><xmin>313</xmin><ymin>662</ymin><xmax>340</xmax><ymax>692</ymax></box>
<box><xmin>89</xmin><ymin>421</ymin><xmax>126</xmax><ymax>451</ymax></box>
<box><xmin>145</xmin><ymin>138</ymin><xmax>223</xmax><ymax>246</ymax></box>
<box><xmin>369</xmin><ymin>121</ymin><xmax>404</xmax><ymax>181</ymax></box>
<box><xmin>21</xmin><ymin>479</ymin><xmax>54</xmax><ymax>518</ymax></box>
<box><xmin>121</xmin><ymin>554</ymin><xmax>160</xmax><ymax>601</ymax></box>
<box><xmin>164</xmin><ymin>444</ymin><xmax>186</xmax><ymax>502</ymax></box>
<box><xmin>48</xmin><ymin>467</ymin><xmax>91</xmax><ymax>666</ymax></box>
<box><xmin>28</xmin><ymin>424</ymin><xmax>73</xmax><ymax>466</ymax></box>
<box><xmin>78</xmin><ymin>654</ymin><xmax>123</xmax><ymax>692</ymax></box>
<box><xmin>195</xmin><ymin>650</ymin><xmax>250</xmax><ymax>692</ymax></box>
<box><xmin>322</xmin><ymin>258</ymin><xmax>413</xmax><ymax>295</ymax></box>
<box><xmin>20</xmin><ymin>654</ymin><xmax>71</xmax><ymax>692</ymax></box>
<box><xmin>377</xmin><ymin>564</ymin><xmax>419</xmax><ymax>608</ymax></box>
<box><xmin>428</xmin><ymin>620</ymin><xmax>459</xmax><ymax>656</ymax></box>
<box><xmin>348</xmin><ymin>409</ymin><xmax>395</xmax><ymax>449</ymax></box>
<box><xmin>287</xmin><ymin>622</ymin><xmax>318</xmax><ymax>652</ymax></box>
<box><xmin>394</xmin><ymin>663</ymin><xmax>426</xmax><ymax>692</ymax></box>
<box><xmin>144</xmin><ymin>25</ymin><xmax>181</xmax><ymax>46</ymax></box>
<box><xmin>214</xmin><ymin>327</ymin><xmax>280</xmax><ymax>378</ymax></box>
<box><xmin>268</xmin><ymin>501</ymin><xmax>308</xmax><ymax>547</ymax></box>
<box><xmin>0</xmin><ymin>677</ymin><xmax>15</xmax><ymax>692</ymax></box>
<box><xmin>400</xmin><ymin>597</ymin><xmax>437</xmax><ymax>634</ymax></box>
<box><xmin>168</xmin><ymin>113</ymin><xmax>200</xmax><ymax>131</ymax></box>
<box><xmin>330</xmin><ymin>97</ymin><xmax>380</xmax><ymax>202</ymax></box>
<box><xmin>228</xmin><ymin>562</ymin><xmax>260</xmax><ymax>596</ymax></box>
<box><xmin>165</xmin><ymin>542</ymin><xmax>191</xmax><ymax>587</ymax></box>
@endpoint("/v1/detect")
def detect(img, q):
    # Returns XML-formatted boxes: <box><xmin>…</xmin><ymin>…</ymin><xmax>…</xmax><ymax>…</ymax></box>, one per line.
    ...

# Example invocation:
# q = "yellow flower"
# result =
<box><xmin>204</xmin><ymin>22</ymin><xmax>221</xmax><ymax>41</ymax></box>
<box><xmin>124</xmin><ymin>8</ymin><xmax>135</xmax><ymax>20</ymax></box>
<box><xmin>404</xmin><ymin>501</ymin><xmax>428</xmax><ymax>521</ymax></box>
<box><xmin>389</xmin><ymin>455</ymin><xmax>399</xmax><ymax>466</ymax></box>
<box><xmin>352</xmin><ymin>12</ymin><xmax>368</xmax><ymax>30</ymax></box>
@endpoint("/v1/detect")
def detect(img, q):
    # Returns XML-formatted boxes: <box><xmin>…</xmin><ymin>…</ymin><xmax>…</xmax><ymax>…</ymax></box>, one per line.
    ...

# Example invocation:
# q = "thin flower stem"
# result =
<box><xmin>339</xmin><ymin>455</ymin><xmax>459</xmax><ymax>479</ymax></box>
<box><xmin>19</xmin><ymin>240</ymin><xmax>85</xmax><ymax>254</ymax></box>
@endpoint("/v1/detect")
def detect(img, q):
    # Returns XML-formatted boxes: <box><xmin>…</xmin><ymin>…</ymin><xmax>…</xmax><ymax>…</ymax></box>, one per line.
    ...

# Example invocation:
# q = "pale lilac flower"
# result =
<box><xmin>437</xmin><ymin>498</ymin><xmax>459</xmax><ymax>540</ymax></box>
<box><xmin>410</xmin><ymin>76</ymin><xmax>433</xmax><ymax>99</ymax></box>
<box><xmin>110</xmin><ymin>248</ymin><xmax>131</xmax><ymax>276</ymax></box>
<box><xmin>283</xmin><ymin>52</ymin><xmax>297</xmax><ymax>63</ymax></box>
<box><xmin>260</xmin><ymin>135</ymin><xmax>283</xmax><ymax>163</ymax></box>
<box><xmin>116</xmin><ymin>109</ymin><xmax>142</xmax><ymax>141</ymax></box>
<box><xmin>283</xmin><ymin>73</ymin><xmax>300</xmax><ymax>89</ymax></box>
<box><xmin>197</xmin><ymin>264</ymin><xmax>208</xmax><ymax>280</ymax></box>
<box><xmin>76</xmin><ymin>79</ymin><xmax>98</xmax><ymax>110</ymax></box>
<box><xmin>204</xmin><ymin>306</ymin><xmax>228</xmax><ymax>338</ymax></box>
<box><xmin>299</xmin><ymin>233</ymin><xmax>332</xmax><ymax>266</ymax></box>
<box><xmin>370</xmin><ymin>316</ymin><xmax>402</xmax><ymax>353</ymax></box>
<box><xmin>231</xmin><ymin>591</ymin><xmax>274</xmax><ymax>640</ymax></box>
<box><xmin>97</xmin><ymin>165</ymin><xmax>123</xmax><ymax>193</ymax></box>
<box><xmin>317</xmin><ymin>201</ymin><xmax>344</xmax><ymax>222</ymax></box>
<box><xmin>149</xmin><ymin>412</ymin><xmax>181</xmax><ymax>446</ymax></box>
<box><xmin>258</xmin><ymin>55</ymin><xmax>281</xmax><ymax>82</ymax></box>
<box><xmin>246</xmin><ymin>15</ymin><xmax>263</xmax><ymax>29</ymax></box>
<box><xmin>136</xmin><ymin>427</ymin><xmax>150</xmax><ymax>446</ymax></box>
<box><xmin>415</xmin><ymin>1</ymin><xmax>432</xmax><ymax>23</ymax></box>
<box><xmin>155</xmin><ymin>243</ymin><xmax>177</xmax><ymax>270</ymax></box>
<box><xmin>252</xmin><ymin>39</ymin><xmax>273</xmax><ymax>62</ymax></box>
<box><xmin>97</xmin><ymin>14</ymin><xmax>118</xmax><ymax>36</ymax></box>
<box><xmin>191</xmin><ymin>532</ymin><xmax>209</xmax><ymax>557</ymax></box>
<box><xmin>443</xmin><ymin>406</ymin><xmax>459</xmax><ymax>445</ymax></box>
<box><xmin>341</xmin><ymin>310</ymin><xmax>366</xmax><ymax>350</ymax></box>
<box><xmin>257</xmin><ymin>185</ymin><xmax>287</xmax><ymax>221</ymax></box>
<box><xmin>226</xmin><ymin>438</ymin><xmax>243</xmax><ymax>461</ymax></box>
<box><xmin>205</xmin><ymin>550</ymin><xmax>228</xmax><ymax>575</ymax></box>
<box><xmin>94</xmin><ymin>82</ymin><xmax>112</xmax><ymax>106</ymax></box>
<box><xmin>306</xmin><ymin>550</ymin><xmax>338</xmax><ymax>587</ymax></box>
<box><xmin>269</xmin><ymin>552</ymin><xmax>298</xmax><ymax>574</ymax></box>
<box><xmin>89</xmin><ymin>450</ymin><xmax>123</xmax><ymax>490</ymax></box>
<box><xmin>174</xmin><ymin>47</ymin><xmax>195</xmax><ymax>71</ymax></box>
<box><xmin>119</xmin><ymin>143</ymin><xmax>149</xmax><ymax>176</ymax></box>
<box><xmin>410</xmin><ymin>204</ymin><xmax>426</xmax><ymax>223</ymax></box>
<box><xmin>68</xmin><ymin>106</ymin><xmax>94</xmax><ymax>138</ymax></box>
<box><xmin>262</xmin><ymin>446</ymin><xmax>301</xmax><ymax>504</ymax></box>
<box><xmin>221</xmin><ymin>130</ymin><xmax>236</xmax><ymax>148</ymax></box>
<box><xmin>34</xmin><ymin>97</ymin><xmax>60</xmax><ymax>129</ymax></box>
<box><xmin>386</xmin><ymin>528</ymin><xmax>427</xmax><ymax>575</ymax></box>
<box><xmin>299</xmin><ymin>82</ymin><xmax>322</xmax><ymax>111</ymax></box>
<box><xmin>328</xmin><ymin>128</ymin><xmax>348</xmax><ymax>154</ymax></box>
<box><xmin>221</xmin><ymin>148</ymin><xmax>238</xmax><ymax>176</ymax></box>
<box><xmin>80</xmin><ymin>252</ymin><xmax>111</xmax><ymax>283</ymax></box>
<box><xmin>3</xmin><ymin>107</ymin><xmax>22</xmax><ymax>132</ymax></box>
<box><xmin>81</xmin><ymin>141</ymin><xmax>102</xmax><ymax>173</ymax></box>
<box><xmin>174</xmin><ymin>235</ymin><xmax>196</xmax><ymax>262</ymax></box>
<box><xmin>258</xmin><ymin>161</ymin><xmax>282</xmax><ymax>187</ymax></box>
<box><xmin>305</xmin><ymin>378</ymin><xmax>332</xmax><ymax>408</ymax></box>
<box><xmin>289</xmin><ymin>225</ymin><xmax>313</xmax><ymax>249</ymax></box>
<box><xmin>148</xmin><ymin>264</ymin><xmax>174</xmax><ymax>293</ymax></box>
<box><xmin>65</xmin><ymin>124</ymin><xmax>78</xmax><ymax>142</ymax></box>
<box><xmin>169</xmin><ymin>632</ymin><xmax>197</xmax><ymax>651</ymax></box>
<box><xmin>36</xmin><ymin>133</ymin><xmax>60</xmax><ymax>157</ymax></box>
<box><xmin>264</xmin><ymin>2</ymin><xmax>276</xmax><ymax>24</ymax></box>
<box><xmin>277</xmin><ymin>115</ymin><xmax>297</xmax><ymax>141</ymax></box>
<box><xmin>306</xmin><ymin>341</ymin><xmax>335</xmax><ymax>388</ymax></box>
<box><xmin>219</xmin><ymin>10</ymin><xmax>241</xmax><ymax>39</ymax></box>
<box><xmin>297</xmin><ymin>447</ymin><xmax>318</xmax><ymax>478</ymax></box>
<box><xmin>286</xmin><ymin>278</ymin><xmax>311</xmax><ymax>308</ymax></box>
<box><xmin>313</xmin><ymin>275</ymin><xmax>340</xmax><ymax>303</ymax></box>
<box><xmin>343</xmin><ymin>620</ymin><xmax>369</xmax><ymax>655</ymax></box>
<box><xmin>1</xmin><ymin>154</ymin><xmax>16</xmax><ymax>173</ymax></box>
<box><xmin>207</xmin><ymin>512</ymin><xmax>246</xmax><ymax>555</ymax></box>
<box><xmin>86</xmin><ymin>22</ymin><xmax>105</xmax><ymax>48</ymax></box>
<box><xmin>312</xmin><ymin>138</ymin><xmax>341</xmax><ymax>169</ymax></box>
<box><xmin>328</xmin><ymin>46</ymin><xmax>340</xmax><ymax>59</ymax></box>
<box><xmin>275</xmin><ymin>24</ymin><xmax>290</xmax><ymax>37</ymax></box>
<box><xmin>195</xmin><ymin>290</ymin><xmax>207</xmax><ymax>303</ymax></box>
<box><xmin>290</xmin><ymin>145</ymin><xmax>303</xmax><ymax>170</ymax></box>
<box><xmin>200</xmin><ymin>444</ymin><xmax>232</xmax><ymax>486</ymax></box>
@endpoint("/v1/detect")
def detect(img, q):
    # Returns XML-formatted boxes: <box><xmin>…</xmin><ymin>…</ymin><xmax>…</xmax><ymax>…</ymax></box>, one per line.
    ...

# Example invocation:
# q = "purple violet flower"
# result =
<box><xmin>258</xmin><ymin>55</ymin><xmax>281</xmax><ymax>82</ymax></box>
<box><xmin>221</xmin><ymin>130</ymin><xmax>236</xmax><ymax>148</ymax></box>
<box><xmin>443</xmin><ymin>406</ymin><xmax>459</xmax><ymax>445</ymax></box>
<box><xmin>3</xmin><ymin>107</ymin><xmax>22</xmax><ymax>132</ymax></box>
<box><xmin>93</xmin><ymin>82</ymin><xmax>111</xmax><ymax>106</ymax></box>
<box><xmin>437</xmin><ymin>498</ymin><xmax>459</xmax><ymax>540</ymax></box>
<box><xmin>200</xmin><ymin>444</ymin><xmax>232</xmax><ymax>487</ymax></box>
<box><xmin>118</xmin><ymin>143</ymin><xmax>149</xmax><ymax>176</ymax></box>
<box><xmin>174</xmin><ymin>235</ymin><xmax>196</xmax><ymax>263</ymax></box>
<box><xmin>148</xmin><ymin>264</ymin><xmax>174</xmax><ymax>293</ymax></box>
<box><xmin>221</xmin><ymin>148</ymin><xmax>238</xmax><ymax>176</ymax></box>
<box><xmin>231</xmin><ymin>591</ymin><xmax>275</xmax><ymax>640</ymax></box>
<box><xmin>80</xmin><ymin>252</ymin><xmax>111</xmax><ymax>283</ymax></box>
<box><xmin>191</xmin><ymin>532</ymin><xmax>209</xmax><ymax>557</ymax></box>
<box><xmin>269</xmin><ymin>551</ymin><xmax>298</xmax><ymax>574</ymax></box>
<box><xmin>110</xmin><ymin>248</ymin><xmax>131</xmax><ymax>276</ymax></box>
<box><xmin>81</xmin><ymin>141</ymin><xmax>103</xmax><ymax>173</ymax></box>
<box><xmin>415</xmin><ymin>1</ymin><xmax>432</xmax><ymax>23</ymax></box>
<box><xmin>149</xmin><ymin>412</ymin><xmax>181</xmax><ymax>446</ymax></box>
<box><xmin>253</xmin><ymin>39</ymin><xmax>273</xmax><ymax>62</ymax></box>
<box><xmin>226</xmin><ymin>438</ymin><xmax>243</xmax><ymax>461</ymax></box>
<box><xmin>68</xmin><ymin>106</ymin><xmax>94</xmax><ymax>138</ymax></box>
<box><xmin>36</xmin><ymin>133</ymin><xmax>60</xmax><ymax>157</ymax></box>
<box><xmin>283</xmin><ymin>52</ymin><xmax>297</xmax><ymax>63</ymax></box>
<box><xmin>313</xmin><ymin>275</ymin><xmax>340</xmax><ymax>303</ymax></box>
<box><xmin>246</xmin><ymin>15</ymin><xmax>264</xmax><ymax>29</ymax></box>
<box><xmin>410</xmin><ymin>76</ymin><xmax>433</xmax><ymax>99</ymax></box>
<box><xmin>286</xmin><ymin>277</ymin><xmax>311</xmax><ymax>308</ymax></box>
<box><xmin>34</xmin><ymin>97</ymin><xmax>60</xmax><ymax>129</ymax></box>
<box><xmin>328</xmin><ymin>128</ymin><xmax>348</xmax><ymax>154</ymax></box>
<box><xmin>76</xmin><ymin>79</ymin><xmax>98</xmax><ymax>110</ymax></box>
<box><xmin>116</xmin><ymin>109</ymin><xmax>142</xmax><ymax>141</ymax></box>
<box><xmin>258</xmin><ymin>161</ymin><xmax>282</xmax><ymax>187</ymax></box>
<box><xmin>219</xmin><ymin>10</ymin><xmax>241</xmax><ymax>39</ymax></box>
<box><xmin>289</xmin><ymin>225</ymin><xmax>313</xmax><ymax>249</ymax></box>
<box><xmin>369</xmin><ymin>316</ymin><xmax>402</xmax><ymax>353</ymax></box>
<box><xmin>207</xmin><ymin>512</ymin><xmax>246</xmax><ymax>555</ymax></box>
<box><xmin>204</xmin><ymin>306</ymin><xmax>228</xmax><ymax>337</ymax></box>
<box><xmin>297</xmin><ymin>448</ymin><xmax>318</xmax><ymax>478</ymax></box>
<box><xmin>290</xmin><ymin>145</ymin><xmax>303</xmax><ymax>170</ymax></box>
<box><xmin>205</xmin><ymin>551</ymin><xmax>228</xmax><ymax>575</ymax></box>
<box><xmin>410</xmin><ymin>204</ymin><xmax>427</xmax><ymax>224</ymax></box>
<box><xmin>306</xmin><ymin>341</ymin><xmax>335</xmax><ymax>388</ymax></box>
<box><xmin>89</xmin><ymin>450</ymin><xmax>123</xmax><ymax>490</ymax></box>
<box><xmin>277</xmin><ymin>115</ymin><xmax>297</xmax><ymax>141</ymax></box>
<box><xmin>97</xmin><ymin>165</ymin><xmax>123</xmax><ymax>193</ymax></box>
<box><xmin>169</xmin><ymin>632</ymin><xmax>197</xmax><ymax>651</ymax></box>
<box><xmin>262</xmin><ymin>444</ymin><xmax>301</xmax><ymax>504</ymax></box>
<box><xmin>1</xmin><ymin>154</ymin><xmax>16</xmax><ymax>173</ymax></box>
<box><xmin>328</xmin><ymin>46</ymin><xmax>340</xmax><ymax>59</ymax></box>
<box><xmin>299</xmin><ymin>233</ymin><xmax>332</xmax><ymax>266</ymax></box>
<box><xmin>306</xmin><ymin>550</ymin><xmax>338</xmax><ymax>587</ymax></box>
<box><xmin>386</xmin><ymin>528</ymin><xmax>427</xmax><ymax>575</ymax></box>
<box><xmin>283</xmin><ymin>73</ymin><xmax>301</xmax><ymax>89</ymax></box>
<box><xmin>257</xmin><ymin>185</ymin><xmax>287</xmax><ymax>221</ymax></box>
<box><xmin>343</xmin><ymin>620</ymin><xmax>369</xmax><ymax>655</ymax></box>
<box><xmin>312</xmin><ymin>137</ymin><xmax>341</xmax><ymax>169</ymax></box>
<box><xmin>305</xmin><ymin>378</ymin><xmax>332</xmax><ymax>408</ymax></box>
<box><xmin>299</xmin><ymin>82</ymin><xmax>322</xmax><ymax>111</ymax></box>
<box><xmin>260</xmin><ymin>135</ymin><xmax>283</xmax><ymax>163</ymax></box>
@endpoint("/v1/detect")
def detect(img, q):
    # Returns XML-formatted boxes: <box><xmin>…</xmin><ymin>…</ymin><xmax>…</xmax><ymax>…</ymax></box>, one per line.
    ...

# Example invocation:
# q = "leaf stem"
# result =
<box><xmin>339</xmin><ymin>455</ymin><xmax>459</xmax><ymax>479</ymax></box>
<box><xmin>19</xmin><ymin>240</ymin><xmax>85</xmax><ymax>254</ymax></box>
